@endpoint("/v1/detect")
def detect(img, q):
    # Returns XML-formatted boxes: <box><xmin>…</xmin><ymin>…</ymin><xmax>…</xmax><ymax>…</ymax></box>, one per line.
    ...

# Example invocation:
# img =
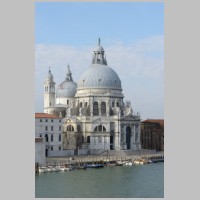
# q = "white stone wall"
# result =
<box><xmin>56</xmin><ymin>97</ymin><xmax>74</xmax><ymax>106</ymax></box>
<box><xmin>90</xmin><ymin>135</ymin><xmax>110</xmax><ymax>150</ymax></box>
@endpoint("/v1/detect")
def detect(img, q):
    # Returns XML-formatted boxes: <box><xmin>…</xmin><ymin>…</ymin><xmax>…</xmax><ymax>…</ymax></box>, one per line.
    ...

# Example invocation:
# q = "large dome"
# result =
<box><xmin>77</xmin><ymin>39</ymin><xmax>122</xmax><ymax>90</ymax></box>
<box><xmin>77</xmin><ymin>63</ymin><xmax>122</xmax><ymax>90</ymax></box>
<box><xmin>56</xmin><ymin>81</ymin><xmax>77</xmax><ymax>98</ymax></box>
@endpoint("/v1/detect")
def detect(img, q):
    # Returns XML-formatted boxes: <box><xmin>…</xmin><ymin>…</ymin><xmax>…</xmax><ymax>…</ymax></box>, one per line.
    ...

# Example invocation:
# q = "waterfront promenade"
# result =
<box><xmin>43</xmin><ymin>150</ymin><xmax>164</xmax><ymax>166</ymax></box>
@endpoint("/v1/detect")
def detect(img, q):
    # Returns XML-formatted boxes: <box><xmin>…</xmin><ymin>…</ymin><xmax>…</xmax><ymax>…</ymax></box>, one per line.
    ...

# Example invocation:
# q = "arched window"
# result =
<box><xmin>99</xmin><ymin>125</ymin><xmax>102</xmax><ymax>131</ymax></box>
<box><xmin>94</xmin><ymin>125</ymin><xmax>106</xmax><ymax>132</ymax></box>
<box><xmin>67</xmin><ymin>125</ymin><xmax>74</xmax><ymax>132</ymax></box>
<box><xmin>101</xmin><ymin>102</ymin><xmax>106</xmax><ymax>115</ymax></box>
<box><xmin>87</xmin><ymin>136</ymin><xmax>90</xmax><ymax>143</ymax></box>
<box><xmin>67</xmin><ymin>99</ymin><xmax>69</xmax><ymax>105</ymax></box>
<box><xmin>80</xmin><ymin>102</ymin><xmax>82</xmax><ymax>108</ymax></box>
<box><xmin>93</xmin><ymin>102</ymin><xmax>98</xmax><ymax>115</ymax></box>
<box><xmin>51</xmin><ymin>135</ymin><xmax>53</xmax><ymax>142</ymax></box>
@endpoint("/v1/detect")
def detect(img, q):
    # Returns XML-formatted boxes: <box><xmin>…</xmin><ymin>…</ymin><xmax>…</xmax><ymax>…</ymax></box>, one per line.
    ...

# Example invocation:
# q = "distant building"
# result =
<box><xmin>41</xmin><ymin>39</ymin><xmax>141</xmax><ymax>155</ymax></box>
<box><xmin>140</xmin><ymin>119</ymin><xmax>164</xmax><ymax>151</ymax></box>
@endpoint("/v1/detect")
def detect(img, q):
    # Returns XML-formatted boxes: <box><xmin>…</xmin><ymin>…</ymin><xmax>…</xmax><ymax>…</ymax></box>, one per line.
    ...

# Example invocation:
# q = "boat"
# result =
<box><xmin>77</xmin><ymin>165</ymin><xmax>87</xmax><ymax>170</ymax></box>
<box><xmin>86</xmin><ymin>163</ymin><xmax>104</xmax><ymax>168</ymax></box>
<box><xmin>38</xmin><ymin>167</ymin><xmax>48</xmax><ymax>173</ymax></box>
<box><xmin>151</xmin><ymin>158</ymin><xmax>164</xmax><ymax>163</ymax></box>
<box><xmin>59</xmin><ymin>165</ymin><xmax>73</xmax><ymax>172</ymax></box>
<box><xmin>133</xmin><ymin>158</ymin><xmax>148</xmax><ymax>165</ymax></box>
<box><xmin>116</xmin><ymin>160</ymin><xmax>126</xmax><ymax>166</ymax></box>
<box><xmin>124</xmin><ymin>161</ymin><xmax>133</xmax><ymax>166</ymax></box>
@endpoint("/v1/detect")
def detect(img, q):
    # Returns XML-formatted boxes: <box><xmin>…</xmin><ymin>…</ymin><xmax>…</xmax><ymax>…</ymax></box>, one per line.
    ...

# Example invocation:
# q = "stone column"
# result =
<box><xmin>131</xmin><ymin>124</ymin><xmax>137</xmax><ymax>150</ymax></box>
<box><xmin>106</xmin><ymin>98</ymin><xmax>110</xmax><ymax>116</ymax></box>
<box><xmin>99</xmin><ymin>100</ymin><xmax>101</xmax><ymax>116</ymax></box>
<box><xmin>122</xmin><ymin>124</ymin><xmax>126</xmax><ymax>149</ymax></box>
<box><xmin>114</xmin><ymin>119</ymin><xmax>120</xmax><ymax>150</ymax></box>
<box><xmin>90</xmin><ymin>97</ymin><xmax>93</xmax><ymax>116</ymax></box>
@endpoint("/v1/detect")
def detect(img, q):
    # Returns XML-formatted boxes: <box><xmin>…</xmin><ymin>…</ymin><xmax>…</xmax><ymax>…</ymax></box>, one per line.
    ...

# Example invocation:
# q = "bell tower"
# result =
<box><xmin>43</xmin><ymin>68</ymin><xmax>55</xmax><ymax>113</ymax></box>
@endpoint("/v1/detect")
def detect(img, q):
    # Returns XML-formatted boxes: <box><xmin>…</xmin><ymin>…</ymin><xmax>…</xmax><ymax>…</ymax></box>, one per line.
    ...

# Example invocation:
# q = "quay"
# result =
<box><xmin>35</xmin><ymin>150</ymin><xmax>164</xmax><ymax>173</ymax></box>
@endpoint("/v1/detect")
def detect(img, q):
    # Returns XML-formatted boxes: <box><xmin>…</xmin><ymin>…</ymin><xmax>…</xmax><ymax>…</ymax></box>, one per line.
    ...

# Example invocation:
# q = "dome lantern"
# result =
<box><xmin>65</xmin><ymin>64</ymin><xmax>73</xmax><ymax>81</ymax></box>
<box><xmin>92</xmin><ymin>38</ymin><xmax>107</xmax><ymax>65</ymax></box>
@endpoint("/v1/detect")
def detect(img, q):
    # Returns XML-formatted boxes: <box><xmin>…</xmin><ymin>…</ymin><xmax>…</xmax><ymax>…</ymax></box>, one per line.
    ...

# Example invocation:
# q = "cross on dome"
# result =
<box><xmin>98</xmin><ymin>38</ymin><xmax>101</xmax><ymax>46</ymax></box>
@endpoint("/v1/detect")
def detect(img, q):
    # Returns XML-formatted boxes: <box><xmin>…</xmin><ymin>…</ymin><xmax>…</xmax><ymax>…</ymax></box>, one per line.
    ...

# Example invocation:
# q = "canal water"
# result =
<box><xmin>35</xmin><ymin>162</ymin><xmax>164</xmax><ymax>198</ymax></box>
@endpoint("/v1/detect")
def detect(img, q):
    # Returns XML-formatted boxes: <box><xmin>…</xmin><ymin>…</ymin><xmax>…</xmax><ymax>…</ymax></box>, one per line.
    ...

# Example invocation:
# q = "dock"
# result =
<box><xmin>35</xmin><ymin>150</ymin><xmax>164</xmax><ymax>173</ymax></box>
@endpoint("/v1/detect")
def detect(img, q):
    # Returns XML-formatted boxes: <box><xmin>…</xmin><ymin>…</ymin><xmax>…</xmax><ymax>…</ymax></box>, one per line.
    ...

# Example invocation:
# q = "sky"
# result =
<box><xmin>35</xmin><ymin>2</ymin><xmax>164</xmax><ymax>121</ymax></box>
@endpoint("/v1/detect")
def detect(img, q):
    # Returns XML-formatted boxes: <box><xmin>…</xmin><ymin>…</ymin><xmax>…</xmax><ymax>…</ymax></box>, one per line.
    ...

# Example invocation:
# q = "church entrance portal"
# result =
<box><xmin>126</xmin><ymin>127</ymin><xmax>131</xmax><ymax>149</ymax></box>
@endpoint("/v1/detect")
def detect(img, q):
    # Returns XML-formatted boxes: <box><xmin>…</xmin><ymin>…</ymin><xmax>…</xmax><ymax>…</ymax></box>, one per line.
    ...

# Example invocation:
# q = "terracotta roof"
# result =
<box><xmin>141</xmin><ymin>119</ymin><xmax>164</xmax><ymax>127</ymax></box>
<box><xmin>35</xmin><ymin>113</ymin><xmax>61</xmax><ymax>119</ymax></box>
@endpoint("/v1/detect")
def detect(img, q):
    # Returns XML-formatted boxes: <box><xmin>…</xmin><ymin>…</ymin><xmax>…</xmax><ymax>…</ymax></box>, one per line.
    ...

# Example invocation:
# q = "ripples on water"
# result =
<box><xmin>35</xmin><ymin>162</ymin><xmax>164</xmax><ymax>198</ymax></box>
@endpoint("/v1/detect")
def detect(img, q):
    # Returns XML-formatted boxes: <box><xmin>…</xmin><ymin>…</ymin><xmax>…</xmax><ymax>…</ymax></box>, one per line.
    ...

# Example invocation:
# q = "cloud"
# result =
<box><xmin>35</xmin><ymin>35</ymin><xmax>164</xmax><ymax>120</ymax></box>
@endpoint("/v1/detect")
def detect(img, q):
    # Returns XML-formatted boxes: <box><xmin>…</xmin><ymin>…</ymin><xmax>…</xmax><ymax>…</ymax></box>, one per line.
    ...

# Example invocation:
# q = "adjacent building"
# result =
<box><xmin>35</xmin><ymin>113</ymin><xmax>64</xmax><ymax>157</ymax></box>
<box><xmin>140</xmin><ymin>119</ymin><xmax>164</xmax><ymax>151</ymax></box>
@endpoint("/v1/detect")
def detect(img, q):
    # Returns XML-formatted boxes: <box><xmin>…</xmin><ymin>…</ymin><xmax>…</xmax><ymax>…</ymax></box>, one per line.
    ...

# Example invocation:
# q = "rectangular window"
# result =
<box><xmin>59</xmin><ymin>126</ymin><xmax>61</xmax><ymax>131</ymax></box>
<box><xmin>59</xmin><ymin>134</ymin><xmax>61</xmax><ymax>142</ymax></box>
<box><xmin>51</xmin><ymin>119</ymin><xmax>53</xmax><ymax>122</ymax></box>
<box><xmin>45</xmin><ymin>126</ymin><xmax>48</xmax><ymax>131</ymax></box>
<box><xmin>59</xmin><ymin>119</ymin><xmax>61</xmax><ymax>123</ymax></box>
<box><xmin>59</xmin><ymin>146</ymin><xmax>61</xmax><ymax>150</ymax></box>
<box><xmin>46</xmin><ymin>119</ymin><xmax>48</xmax><ymax>122</ymax></box>
<box><xmin>51</xmin><ymin>135</ymin><xmax>53</xmax><ymax>142</ymax></box>
<box><xmin>40</xmin><ymin>119</ymin><xmax>42</xmax><ymax>122</ymax></box>
<box><xmin>51</xmin><ymin>126</ymin><xmax>53</xmax><ymax>131</ymax></box>
<box><xmin>51</xmin><ymin>146</ymin><xmax>53</xmax><ymax>151</ymax></box>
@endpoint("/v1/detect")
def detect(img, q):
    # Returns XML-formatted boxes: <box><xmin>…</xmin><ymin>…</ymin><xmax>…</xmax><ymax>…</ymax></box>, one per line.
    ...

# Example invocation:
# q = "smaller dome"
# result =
<box><xmin>56</xmin><ymin>81</ymin><xmax>77</xmax><ymax>98</ymax></box>
<box><xmin>56</xmin><ymin>65</ymin><xmax>77</xmax><ymax>98</ymax></box>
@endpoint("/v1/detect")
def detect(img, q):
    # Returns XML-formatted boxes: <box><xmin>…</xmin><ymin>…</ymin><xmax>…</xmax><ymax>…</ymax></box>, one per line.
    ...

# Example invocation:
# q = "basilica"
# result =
<box><xmin>43</xmin><ymin>39</ymin><xmax>141</xmax><ymax>155</ymax></box>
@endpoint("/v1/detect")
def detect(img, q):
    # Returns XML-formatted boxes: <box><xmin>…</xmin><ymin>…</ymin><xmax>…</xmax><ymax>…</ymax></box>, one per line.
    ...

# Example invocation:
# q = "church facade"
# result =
<box><xmin>43</xmin><ymin>39</ymin><xmax>141</xmax><ymax>155</ymax></box>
